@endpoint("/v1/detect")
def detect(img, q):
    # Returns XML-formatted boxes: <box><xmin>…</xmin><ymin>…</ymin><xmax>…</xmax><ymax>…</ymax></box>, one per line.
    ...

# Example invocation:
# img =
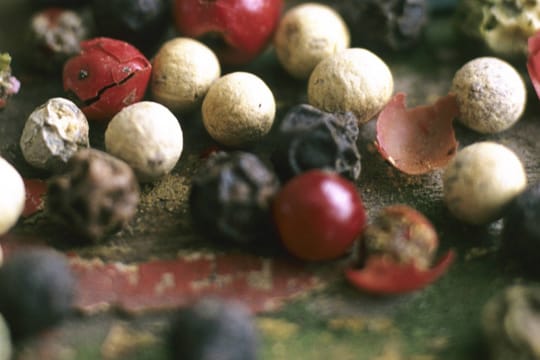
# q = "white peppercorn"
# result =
<box><xmin>0</xmin><ymin>314</ymin><xmax>11</xmax><ymax>360</ymax></box>
<box><xmin>105</xmin><ymin>101</ymin><xmax>183</xmax><ymax>182</ymax></box>
<box><xmin>308</xmin><ymin>48</ymin><xmax>394</xmax><ymax>124</ymax></box>
<box><xmin>451</xmin><ymin>57</ymin><xmax>526</xmax><ymax>134</ymax></box>
<box><xmin>443</xmin><ymin>142</ymin><xmax>527</xmax><ymax>225</ymax></box>
<box><xmin>274</xmin><ymin>3</ymin><xmax>350</xmax><ymax>79</ymax></box>
<box><xmin>151</xmin><ymin>37</ymin><xmax>221</xmax><ymax>113</ymax></box>
<box><xmin>20</xmin><ymin>97</ymin><xmax>89</xmax><ymax>172</ymax></box>
<box><xmin>0</xmin><ymin>157</ymin><xmax>25</xmax><ymax>236</ymax></box>
<box><xmin>202</xmin><ymin>72</ymin><xmax>276</xmax><ymax>147</ymax></box>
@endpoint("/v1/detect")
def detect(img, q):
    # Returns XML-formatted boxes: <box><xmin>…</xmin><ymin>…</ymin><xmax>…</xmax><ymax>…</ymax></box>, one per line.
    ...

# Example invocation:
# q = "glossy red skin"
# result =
<box><xmin>63</xmin><ymin>37</ymin><xmax>151</xmax><ymax>122</ymax></box>
<box><xmin>272</xmin><ymin>170</ymin><xmax>366</xmax><ymax>261</ymax></box>
<box><xmin>344</xmin><ymin>250</ymin><xmax>455</xmax><ymax>295</ymax></box>
<box><xmin>173</xmin><ymin>0</ymin><xmax>283</xmax><ymax>65</ymax></box>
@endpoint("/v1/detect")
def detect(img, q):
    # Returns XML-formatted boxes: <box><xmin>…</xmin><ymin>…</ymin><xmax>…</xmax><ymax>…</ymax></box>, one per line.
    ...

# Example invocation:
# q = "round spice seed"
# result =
<box><xmin>105</xmin><ymin>101</ymin><xmax>184</xmax><ymax>182</ymax></box>
<box><xmin>202</xmin><ymin>72</ymin><xmax>276</xmax><ymax>147</ymax></box>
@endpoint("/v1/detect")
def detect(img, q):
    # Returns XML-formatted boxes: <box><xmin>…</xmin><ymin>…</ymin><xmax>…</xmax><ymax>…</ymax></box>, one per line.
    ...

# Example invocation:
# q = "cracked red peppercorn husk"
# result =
<box><xmin>63</xmin><ymin>37</ymin><xmax>152</xmax><ymax>122</ymax></box>
<box><xmin>318</xmin><ymin>0</ymin><xmax>428</xmax><ymax>51</ymax></box>
<box><xmin>271</xmin><ymin>104</ymin><xmax>361</xmax><ymax>182</ymax></box>
<box><xmin>189</xmin><ymin>151</ymin><xmax>280</xmax><ymax>249</ymax></box>
<box><xmin>345</xmin><ymin>205</ymin><xmax>455</xmax><ymax>294</ymax></box>
<box><xmin>46</xmin><ymin>148</ymin><xmax>139</xmax><ymax>242</ymax></box>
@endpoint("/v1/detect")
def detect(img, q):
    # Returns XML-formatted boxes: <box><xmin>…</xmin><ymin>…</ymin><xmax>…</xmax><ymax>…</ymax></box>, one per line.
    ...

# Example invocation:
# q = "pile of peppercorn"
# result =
<box><xmin>1</xmin><ymin>0</ymin><xmax>540</xmax><ymax>359</ymax></box>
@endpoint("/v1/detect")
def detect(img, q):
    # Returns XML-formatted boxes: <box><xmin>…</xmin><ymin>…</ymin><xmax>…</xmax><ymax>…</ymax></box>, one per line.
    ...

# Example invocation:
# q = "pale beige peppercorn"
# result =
<box><xmin>202</xmin><ymin>72</ymin><xmax>275</xmax><ymax>147</ymax></box>
<box><xmin>451</xmin><ymin>57</ymin><xmax>526</xmax><ymax>134</ymax></box>
<box><xmin>443</xmin><ymin>142</ymin><xmax>527</xmax><ymax>225</ymax></box>
<box><xmin>0</xmin><ymin>157</ymin><xmax>25</xmax><ymax>236</ymax></box>
<box><xmin>308</xmin><ymin>48</ymin><xmax>393</xmax><ymax>124</ymax></box>
<box><xmin>104</xmin><ymin>101</ymin><xmax>183</xmax><ymax>182</ymax></box>
<box><xmin>274</xmin><ymin>3</ymin><xmax>350</xmax><ymax>79</ymax></box>
<box><xmin>151</xmin><ymin>37</ymin><xmax>221</xmax><ymax>113</ymax></box>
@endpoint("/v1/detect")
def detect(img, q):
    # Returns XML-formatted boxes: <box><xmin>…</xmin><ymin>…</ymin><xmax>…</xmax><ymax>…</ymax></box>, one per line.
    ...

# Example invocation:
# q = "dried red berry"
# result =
<box><xmin>272</xmin><ymin>170</ymin><xmax>366</xmax><ymax>261</ymax></box>
<box><xmin>63</xmin><ymin>37</ymin><xmax>152</xmax><ymax>122</ymax></box>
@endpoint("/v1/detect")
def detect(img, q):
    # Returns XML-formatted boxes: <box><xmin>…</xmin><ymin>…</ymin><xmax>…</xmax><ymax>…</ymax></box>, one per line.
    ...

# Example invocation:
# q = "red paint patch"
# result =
<box><xmin>344</xmin><ymin>250</ymin><xmax>455</xmax><ymax>295</ymax></box>
<box><xmin>22</xmin><ymin>178</ymin><xmax>47</xmax><ymax>217</ymax></box>
<box><xmin>375</xmin><ymin>93</ymin><xmax>458</xmax><ymax>175</ymax></box>
<box><xmin>70</xmin><ymin>252</ymin><xmax>323</xmax><ymax>314</ymax></box>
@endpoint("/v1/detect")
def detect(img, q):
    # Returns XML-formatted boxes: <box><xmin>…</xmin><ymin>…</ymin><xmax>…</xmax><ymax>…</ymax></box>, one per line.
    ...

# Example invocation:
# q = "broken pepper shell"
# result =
<box><xmin>344</xmin><ymin>250</ymin><xmax>455</xmax><ymax>295</ymax></box>
<box><xmin>527</xmin><ymin>32</ymin><xmax>540</xmax><ymax>100</ymax></box>
<box><xmin>375</xmin><ymin>92</ymin><xmax>458</xmax><ymax>175</ymax></box>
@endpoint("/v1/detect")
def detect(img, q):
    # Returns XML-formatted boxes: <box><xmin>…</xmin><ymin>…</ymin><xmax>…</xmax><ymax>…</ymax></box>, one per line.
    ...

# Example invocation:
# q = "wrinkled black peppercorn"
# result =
<box><xmin>92</xmin><ymin>0</ymin><xmax>171</xmax><ymax>53</ymax></box>
<box><xmin>46</xmin><ymin>148</ymin><xmax>140</xmax><ymax>242</ymax></box>
<box><xmin>189</xmin><ymin>151</ymin><xmax>280</xmax><ymax>248</ymax></box>
<box><xmin>271</xmin><ymin>104</ymin><xmax>361</xmax><ymax>182</ymax></box>
<box><xmin>168</xmin><ymin>298</ymin><xmax>258</xmax><ymax>360</ymax></box>
<box><xmin>482</xmin><ymin>285</ymin><xmax>540</xmax><ymax>360</ymax></box>
<box><xmin>318</xmin><ymin>0</ymin><xmax>428</xmax><ymax>50</ymax></box>
<box><xmin>0</xmin><ymin>248</ymin><xmax>75</xmax><ymax>341</ymax></box>
<box><xmin>502</xmin><ymin>183</ymin><xmax>540</xmax><ymax>276</ymax></box>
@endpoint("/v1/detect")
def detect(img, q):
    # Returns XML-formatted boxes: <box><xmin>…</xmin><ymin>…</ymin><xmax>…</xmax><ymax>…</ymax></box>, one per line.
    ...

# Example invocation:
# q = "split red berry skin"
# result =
<box><xmin>173</xmin><ymin>0</ymin><xmax>283</xmax><ymax>65</ymax></box>
<box><xmin>63</xmin><ymin>37</ymin><xmax>152</xmax><ymax>122</ymax></box>
<box><xmin>272</xmin><ymin>170</ymin><xmax>366</xmax><ymax>261</ymax></box>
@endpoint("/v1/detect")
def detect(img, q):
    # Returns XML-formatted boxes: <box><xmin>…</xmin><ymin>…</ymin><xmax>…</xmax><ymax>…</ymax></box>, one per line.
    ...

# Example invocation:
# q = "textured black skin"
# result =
<box><xmin>168</xmin><ymin>298</ymin><xmax>258</xmax><ymax>360</ymax></box>
<box><xmin>91</xmin><ymin>0</ymin><xmax>171</xmax><ymax>53</ymax></box>
<box><xmin>271</xmin><ymin>104</ymin><xmax>361</xmax><ymax>182</ymax></box>
<box><xmin>0</xmin><ymin>249</ymin><xmax>75</xmax><ymax>341</ymax></box>
<box><xmin>189</xmin><ymin>151</ymin><xmax>281</xmax><ymax>250</ymax></box>
<box><xmin>503</xmin><ymin>183</ymin><xmax>540</xmax><ymax>276</ymax></box>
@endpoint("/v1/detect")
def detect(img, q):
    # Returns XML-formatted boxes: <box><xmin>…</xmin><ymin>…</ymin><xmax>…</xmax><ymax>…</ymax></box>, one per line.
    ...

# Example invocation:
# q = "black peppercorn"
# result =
<box><xmin>0</xmin><ymin>248</ymin><xmax>75</xmax><ymax>342</ymax></box>
<box><xmin>46</xmin><ymin>148</ymin><xmax>140</xmax><ymax>243</ymax></box>
<box><xmin>317</xmin><ymin>0</ymin><xmax>428</xmax><ymax>51</ymax></box>
<box><xmin>167</xmin><ymin>298</ymin><xmax>258</xmax><ymax>360</ymax></box>
<box><xmin>91</xmin><ymin>0</ymin><xmax>171</xmax><ymax>53</ymax></box>
<box><xmin>482</xmin><ymin>285</ymin><xmax>540</xmax><ymax>360</ymax></box>
<box><xmin>502</xmin><ymin>183</ymin><xmax>540</xmax><ymax>276</ymax></box>
<box><xmin>189</xmin><ymin>151</ymin><xmax>280</xmax><ymax>249</ymax></box>
<box><xmin>271</xmin><ymin>104</ymin><xmax>361</xmax><ymax>182</ymax></box>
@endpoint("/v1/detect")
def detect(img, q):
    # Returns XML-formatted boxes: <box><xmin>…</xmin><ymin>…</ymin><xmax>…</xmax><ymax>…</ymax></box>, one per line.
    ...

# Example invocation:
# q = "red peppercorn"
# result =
<box><xmin>63</xmin><ymin>37</ymin><xmax>152</xmax><ymax>122</ymax></box>
<box><xmin>272</xmin><ymin>170</ymin><xmax>366</xmax><ymax>261</ymax></box>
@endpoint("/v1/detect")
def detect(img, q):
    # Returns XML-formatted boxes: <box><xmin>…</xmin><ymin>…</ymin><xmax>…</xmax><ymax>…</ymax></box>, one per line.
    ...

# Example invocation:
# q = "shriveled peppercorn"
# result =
<box><xmin>189</xmin><ymin>151</ymin><xmax>280</xmax><ymax>248</ymax></box>
<box><xmin>271</xmin><ymin>104</ymin><xmax>361</xmax><ymax>182</ymax></box>
<box><xmin>167</xmin><ymin>298</ymin><xmax>258</xmax><ymax>360</ymax></box>
<box><xmin>27</xmin><ymin>8</ymin><xmax>88</xmax><ymax>72</ymax></box>
<box><xmin>502</xmin><ymin>182</ymin><xmax>540</xmax><ymax>276</ymax></box>
<box><xmin>317</xmin><ymin>0</ymin><xmax>428</xmax><ymax>51</ymax></box>
<box><xmin>0</xmin><ymin>248</ymin><xmax>75</xmax><ymax>341</ymax></box>
<box><xmin>482</xmin><ymin>285</ymin><xmax>540</xmax><ymax>360</ymax></box>
<box><xmin>92</xmin><ymin>0</ymin><xmax>170</xmax><ymax>53</ymax></box>
<box><xmin>20</xmin><ymin>97</ymin><xmax>90</xmax><ymax>172</ymax></box>
<box><xmin>46</xmin><ymin>148</ymin><xmax>139</xmax><ymax>242</ymax></box>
